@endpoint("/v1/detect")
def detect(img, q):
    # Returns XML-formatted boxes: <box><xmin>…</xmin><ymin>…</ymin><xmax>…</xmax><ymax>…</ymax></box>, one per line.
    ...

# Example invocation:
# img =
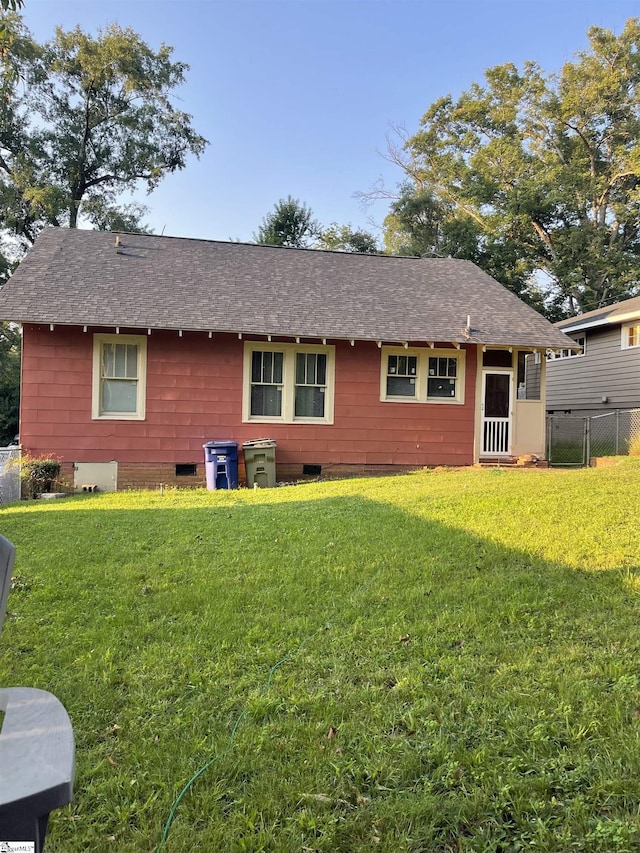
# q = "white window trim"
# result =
<box><xmin>242</xmin><ymin>341</ymin><xmax>335</xmax><ymax>424</ymax></box>
<box><xmin>380</xmin><ymin>346</ymin><xmax>465</xmax><ymax>405</ymax></box>
<box><xmin>92</xmin><ymin>333</ymin><xmax>147</xmax><ymax>420</ymax></box>
<box><xmin>621</xmin><ymin>322</ymin><xmax>640</xmax><ymax>350</ymax></box>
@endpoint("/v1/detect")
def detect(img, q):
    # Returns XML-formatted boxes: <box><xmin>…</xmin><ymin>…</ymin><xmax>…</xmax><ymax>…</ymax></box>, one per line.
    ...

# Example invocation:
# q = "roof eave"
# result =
<box><xmin>11</xmin><ymin>317</ymin><xmax>572</xmax><ymax>351</ymax></box>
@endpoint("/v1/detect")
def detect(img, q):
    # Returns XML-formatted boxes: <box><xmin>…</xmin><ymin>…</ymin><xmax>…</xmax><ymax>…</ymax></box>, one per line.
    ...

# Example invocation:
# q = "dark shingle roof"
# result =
<box><xmin>557</xmin><ymin>295</ymin><xmax>640</xmax><ymax>333</ymax></box>
<box><xmin>0</xmin><ymin>228</ymin><xmax>573</xmax><ymax>349</ymax></box>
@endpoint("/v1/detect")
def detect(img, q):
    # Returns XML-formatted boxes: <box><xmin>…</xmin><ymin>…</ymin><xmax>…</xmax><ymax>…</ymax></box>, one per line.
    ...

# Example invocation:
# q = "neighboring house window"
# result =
<box><xmin>92</xmin><ymin>334</ymin><xmax>147</xmax><ymax>420</ymax></box>
<box><xmin>546</xmin><ymin>335</ymin><xmax>585</xmax><ymax>360</ymax></box>
<box><xmin>244</xmin><ymin>342</ymin><xmax>335</xmax><ymax>423</ymax></box>
<box><xmin>381</xmin><ymin>347</ymin><xmax>465</xmax><ymax>404</ymax></box>
<box><xmin>622</xmin><ymin>323</ymin><xmax>640</xmax><ymax>349</ymax></box>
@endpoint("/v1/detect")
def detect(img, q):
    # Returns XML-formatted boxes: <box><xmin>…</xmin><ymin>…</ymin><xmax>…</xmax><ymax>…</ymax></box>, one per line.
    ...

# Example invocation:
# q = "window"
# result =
<box><xmin>251</xmin><ymin>350</ymin><xmax>283</xmax><ymax>417</ymax></box>
<box><xmin>295</xmin><ymin>352</ymin><xmax>327</xmax><ymax>417</ymax></box>
<box><xmin>482</xmin><ymin>349</ymin><xmax>513</xmax><ymax>368</ymax></box>
<box><xmin>427</xmin><ymin>356</ymin><xmax>458</xmax><ymax>399</ymax></box>
<box><xmin>92</xmin><ymin>334</ymin><xmax>147</xmax><ymax>420</ymax></box>
<box><xmin>516</xmin><ymin>351</ymin><xmax>541</xmax><ymax>401</ymax></box>
<box><xmin>622</xmin><ymin>323</ymin><xmax>640</xmax><ymax>349</ymax></box>
<box><xmin>244</xmin><ymin>343</ymin><xmax>335</xmax><ymax>423</ymax></box>
<box><xmin>381</xmin><ymin>347</ymin><xmax>465</xmax><ymax>404</ymax></box>
<box><xmin>386</xmin><ymin>354</ymin><xmax>418</xmax><ymax>398</ymax></box>
<box><xmin>546</xmin><ymin>335</ymin><xmax>585</xmax><ymax>360</ymax></box>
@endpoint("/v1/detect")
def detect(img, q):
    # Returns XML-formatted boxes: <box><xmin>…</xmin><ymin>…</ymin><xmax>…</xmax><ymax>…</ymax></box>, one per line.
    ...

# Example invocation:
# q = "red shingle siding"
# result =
<box><xmin>21</xmin><ymin>326</ymin><xmax>477</xmax><ymax>486</ymax></box>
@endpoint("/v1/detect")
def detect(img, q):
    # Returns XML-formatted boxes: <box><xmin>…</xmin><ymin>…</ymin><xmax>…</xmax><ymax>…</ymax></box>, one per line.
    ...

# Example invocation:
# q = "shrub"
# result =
<box><xmin>21</xmin><ymin>456</ymin><xmax>62</xmax><ymax>498</ymax></box>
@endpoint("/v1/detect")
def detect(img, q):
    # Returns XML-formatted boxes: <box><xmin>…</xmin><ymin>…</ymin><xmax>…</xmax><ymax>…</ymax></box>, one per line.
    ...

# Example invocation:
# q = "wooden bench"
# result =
<box><xmin>0</xmin><ymin>535</ymin><xmax>75</xmax><ymax>851</ymax></box>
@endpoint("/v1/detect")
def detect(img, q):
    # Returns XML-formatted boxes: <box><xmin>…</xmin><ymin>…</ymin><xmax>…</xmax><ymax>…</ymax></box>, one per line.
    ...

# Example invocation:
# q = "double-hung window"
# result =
<box><xmin>622</xmin><ymin>323</ymin><xmax>640</xmax><ymax>349</ymax></box>
<box><xmin>244</xmin><ymin>342</ymin><xmax>334</xmax><ymax>423</ymax></box>
<box><xmin>381</xmin><ymin>346</ymin><xmax>465</xmax><ymax>404</ymax></box>
<box><xmin>295</xmin><ymin>352</ymin><xmax>327</xmax><ymax>417</ymax></box>
<box><xmin>386</xmin><ymin>354</ymin><xmax>418</xmax><ymax>399</ymax></box>
<box><xmin>250</xmin><ymin>350</ymin><xmax>284</xmax><ymax>417</ymax></box>
<box><xmin>427</xmin><ymin>356</ymin><xmax>458</xmax><ymax>399</ymax></box>
<box><xmin>92</xmin><ymin>334</ymin><xmax>147</xmax><ymax>420</ymax></box>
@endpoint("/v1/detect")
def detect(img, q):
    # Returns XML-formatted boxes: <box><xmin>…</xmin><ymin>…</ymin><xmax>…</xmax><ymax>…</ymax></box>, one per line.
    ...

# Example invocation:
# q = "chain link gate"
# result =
<box><xmin>547</xmin><ymin>409</ymin><xmax>640</xmax><ymax>467</ymax></box>
<box><xmin>0</xmin><ymin>448</ymin><xmax>21</xmax><ymax>504</ymax></box>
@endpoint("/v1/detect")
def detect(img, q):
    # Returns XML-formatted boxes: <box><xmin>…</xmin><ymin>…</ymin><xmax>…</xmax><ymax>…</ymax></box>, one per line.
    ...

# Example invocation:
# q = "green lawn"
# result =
<box><xmin>2</xmin><ymin>462</ymin><xmax>640</xmax><ymax>852</ymax></box>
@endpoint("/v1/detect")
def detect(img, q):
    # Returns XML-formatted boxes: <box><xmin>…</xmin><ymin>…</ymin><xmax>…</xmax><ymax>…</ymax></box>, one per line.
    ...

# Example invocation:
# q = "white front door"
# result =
<box><xmin>481</xmin><ymin>370</ymin><xmax>512</xmax><ymax>455</ymax></box>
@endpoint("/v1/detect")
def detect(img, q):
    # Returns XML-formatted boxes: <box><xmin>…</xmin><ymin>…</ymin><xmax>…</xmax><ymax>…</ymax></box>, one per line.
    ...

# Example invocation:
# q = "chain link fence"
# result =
<box><xmin>0</xmin><ymin>448</ymin><xmax>21</xmax><ymax>504</ymax></box>
<box><xmin>547</xmin><ymin>409</ymin><xmax>640</xmax><ymax>466</ymax></box>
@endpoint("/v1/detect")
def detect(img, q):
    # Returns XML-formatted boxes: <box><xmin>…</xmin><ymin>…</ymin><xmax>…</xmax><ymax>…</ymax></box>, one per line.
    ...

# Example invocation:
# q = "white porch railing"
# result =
<box><xmin>482</xmin><ymin>418</ymin><xmax>510</xmax><ymax>455</ymax></box>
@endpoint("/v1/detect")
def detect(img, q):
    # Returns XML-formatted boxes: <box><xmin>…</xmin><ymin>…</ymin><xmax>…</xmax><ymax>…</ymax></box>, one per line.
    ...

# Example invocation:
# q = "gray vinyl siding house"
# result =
<box><xmin>546</xmin><ymin>296</ymin><xmax>640</xmax><ymax>414</ymax></box>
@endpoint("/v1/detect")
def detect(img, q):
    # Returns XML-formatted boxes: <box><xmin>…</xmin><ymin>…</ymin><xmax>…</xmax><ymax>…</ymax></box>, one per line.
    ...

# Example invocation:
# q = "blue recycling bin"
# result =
<box><xmin>203</xmin><ymin>441</ymin><xmax>239</xmax><ymax>490</ymax></box>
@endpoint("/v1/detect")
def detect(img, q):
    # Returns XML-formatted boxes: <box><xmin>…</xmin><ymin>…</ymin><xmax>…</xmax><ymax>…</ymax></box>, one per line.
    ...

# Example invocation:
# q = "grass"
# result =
<box><xmin>2</xmin><ymin>461</ymin><xmax>640</xmax><ymax>852</ymax></box>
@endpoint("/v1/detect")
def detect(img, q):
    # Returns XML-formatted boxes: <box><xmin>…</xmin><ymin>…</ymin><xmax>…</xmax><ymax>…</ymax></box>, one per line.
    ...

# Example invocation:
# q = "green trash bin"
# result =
<box><xmin>243</xmin><ymin>439</ymin><xmax>277</xmax><ymax>488</ymax></box>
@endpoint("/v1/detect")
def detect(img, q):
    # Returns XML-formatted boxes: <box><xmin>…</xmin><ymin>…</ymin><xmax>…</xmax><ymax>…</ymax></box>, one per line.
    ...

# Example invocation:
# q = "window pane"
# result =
<box><xmin>125</xmin><ymin>345</ymin><xmax>138</xmax><ymax>379</ymax></box>
<box><xmin>262</xmin><ymin>351</ymin><xmax>273</xmax><ymax>383</ymax></box>
<box><xmin>251</xmin><ymin>385</ymin><xmax>282</xmax><ymax>417</ymax></box>
<box><xmin>427</xmin><ymin>377</ymin><xmax>456</xmax><ymax>398</ymax></box>
<box><xmin>295</xmin><ymin>386</ymin><xmax>325</xmax><ymax>417</ymax></box>
<box><xmin>387</xmin><ymin>354</ymin><xmax>416</xmax><ymax>393</ymax></box>
<box><xmin>273</xmin><ymin>352</ymin><xmax>283</xmax><ymax>383</ymax></box>
<box><xmin>114</xmin><ymin>344</ymin><xmax>127</xmax><ymax>377</ymax></box>
<box><xmin>252</xmin><ymin>351</ymin><xmax>262</xmax><ymax>382</ymax></box>
<box><xmin>296</xmin><ymin>353</ymin><xmax>306</xmax><ymax>385</ymax></box>
<box><xmin>316</xmin><ymin>354</ymin><xmax>326</xmax><ymax>385</ymax></box>
<box><xmin>102</xmin><ymin>378</ymin><xmax>137</xmax><ymax>413</ymax></box>
<box><xmin>387</xmin><ymin>376</ymin><xmax>416</xmax><ymax>397</ymax></box>
<box><xmin>102</xmin><ymin>343</ymin><xmax>115</xmax><ymax>377</ymax></box>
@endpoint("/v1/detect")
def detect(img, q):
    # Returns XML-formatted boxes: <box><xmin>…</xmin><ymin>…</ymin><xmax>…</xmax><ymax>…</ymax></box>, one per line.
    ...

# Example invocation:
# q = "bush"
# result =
<box><xmin>21</xmin><ymin>456</ymin><xmax>62</xmax><ymax>498</ymax></box>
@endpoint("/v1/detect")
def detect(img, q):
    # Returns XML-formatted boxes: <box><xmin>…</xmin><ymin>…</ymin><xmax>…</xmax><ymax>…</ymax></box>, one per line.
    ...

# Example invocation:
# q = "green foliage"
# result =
<box><xmin>0</xmin><ymin>321</ymin><xmax>19</xmax><ymax>444</ymax></box>
<box><xmin>0</xmin><ymin>18</ymin><xmax>208</xmax><ymax>249</ymax></box>
<box><xmin>383</xmin><ymin>182</ymin><xmax>545</xmax><ymax>310</ymax></box>
<box><xmin>1</xmin><ymin>465</ymin><xmax>640</xmax><ymax>850</ymax></box>
<box><xmin>316</xmin><ymin>222</ymin><xmax>379</xmax><ymax>253</ymax></box>
<box><xmin>388</xmin><ymin>19</ymin><xmax>640</xmax><ymax>317</ymax></box>
<box><xmin>255</xmin><ymin>199</ymin><xmax>380</xmax><ymax>254</ymax></box>
<box><xmin>254</xmin><ymin>196</ymin><xmax>319</xmax><ymax>248</ymax></box>
<box><xmin>20</xmin><ymin>454</ymin><xmax>61</xmax><ymax>496</ymax></box>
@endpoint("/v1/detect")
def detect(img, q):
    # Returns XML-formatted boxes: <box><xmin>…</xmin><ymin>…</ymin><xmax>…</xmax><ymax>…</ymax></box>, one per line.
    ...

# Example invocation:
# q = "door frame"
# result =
<box><xmin>480</xmin><ymin>369</ymin><xmax>513</xmax><ymax>457</ymax></box>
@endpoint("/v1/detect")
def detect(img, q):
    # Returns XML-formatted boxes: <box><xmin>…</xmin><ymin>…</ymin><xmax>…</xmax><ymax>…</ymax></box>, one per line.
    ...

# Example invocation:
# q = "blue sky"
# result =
<box><xmin>22</xmin><ymin>0</ymin><xmax>640</xmax><ymax>244</ymax></box>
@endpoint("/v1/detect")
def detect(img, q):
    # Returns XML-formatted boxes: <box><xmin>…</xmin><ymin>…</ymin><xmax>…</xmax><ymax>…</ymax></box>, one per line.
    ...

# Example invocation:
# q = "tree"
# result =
<box><xmin>381</xmin><ymin>19</ymin><xmax>640</xmax><ymax>317</ymax></box>
<box><xmin>0</xmin><ymin>320</ymin><xmax>20</xmax><ymax>444</ymax></box>
<box><xmin>0</xmin><ymin>20</ymin><xmax>208</xmax><ymax>247</ymax></box>
<box><xmin>316</xmin><ymin>222</ymin><xmax>379</xmax><ymax>253</ymax></box>
<box><xmin>255</xmin><ymin>198</ymin><xmax>380</xmax><ymax>254</ymax></box>
<box><xmin>381</xmin><ymin>182</ymin><xmax>542</xmax><ymax>307</ymax></box>
<box><xmin>254</xmin><ymin>196</ymin><xmax>319</xmax><ymax>248</ymax></box>
<box><xmin>0</xmin><ymin>16</ymin><xmax>205</xmax><ymax>443</ymax></box>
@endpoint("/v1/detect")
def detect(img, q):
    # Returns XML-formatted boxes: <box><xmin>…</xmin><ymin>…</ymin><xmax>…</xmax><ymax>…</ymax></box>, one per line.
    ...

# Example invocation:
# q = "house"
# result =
<box><xmin>546</xmin><ymin>295</ymin><xmax>640</xmax><ymax>414</ymax></box>
<box><xmin>0</xmin><ymin>228</ymin><xmax>575</xmax><ymax>490</ymax></box>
